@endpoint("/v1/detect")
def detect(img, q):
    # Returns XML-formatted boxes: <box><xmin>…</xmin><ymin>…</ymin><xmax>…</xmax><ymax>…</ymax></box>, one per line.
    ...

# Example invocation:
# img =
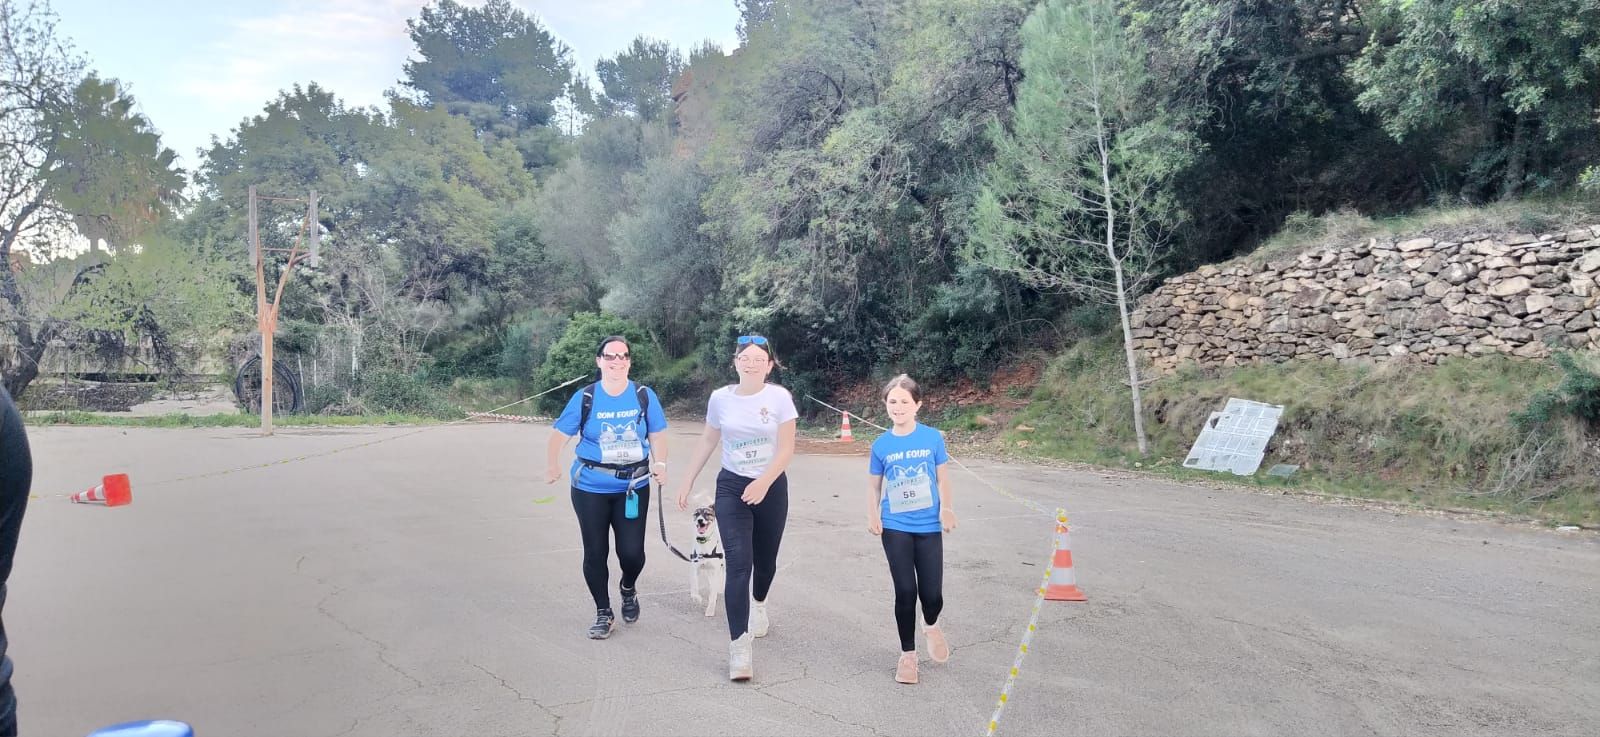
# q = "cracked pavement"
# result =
<box><xmin>12</xmin><ymin>422</ymin><xmax>1600</xmax><ymax>736</ymax></box>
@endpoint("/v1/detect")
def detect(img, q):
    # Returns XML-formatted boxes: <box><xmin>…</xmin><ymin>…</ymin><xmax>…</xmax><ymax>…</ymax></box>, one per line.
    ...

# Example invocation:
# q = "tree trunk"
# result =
<box><xmin>1500</xmin><ymin>112</ymin><xmax>1529</xmax><ymax>201</ymax></box>
<box><xmin>1</xmin><ymin>320</ymin><xmax>56</xmax><ymax>401</ymax></box>
<box><xmin>1113</xmin><ymin>261</ymin><xmax>1149</xmax><ymax>456</ymax></box>
<box><xmin>1</xmin><ymin>262</ymin><xmax>103</xmax><ymax>400</ymax></box>
<box><xmin>0</xmin><ymin>292</ymin><xmax>60</xmax><ymax>402</ymax></box>
<box><xmin>0</xmin><ymin>259</ymin><xmax>41</xmax><ymax>399</ymax></box>
<box><xmin>1099</xmin><ymin>111</ymin><xmax>1149</xmax><ymax>457</ymax></box>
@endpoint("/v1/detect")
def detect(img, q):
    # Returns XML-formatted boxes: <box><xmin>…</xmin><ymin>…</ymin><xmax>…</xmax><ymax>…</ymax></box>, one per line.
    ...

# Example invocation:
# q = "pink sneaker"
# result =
<box><xmin>924</xmin><ymin>623</ymin><xmax>950</xmax><ymax>663</ymax></box>
<box><xmin>895</xmin><ymin>652</ymin><xmax>918</xmax><ymax>684</ymax></box>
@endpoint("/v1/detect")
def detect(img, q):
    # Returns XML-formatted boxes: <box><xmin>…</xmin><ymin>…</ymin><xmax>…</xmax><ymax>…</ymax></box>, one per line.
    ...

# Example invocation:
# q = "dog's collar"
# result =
<box><xmin>695</xmin><ymin>534</ymin><xmax>711</xmax><ymax>544</ymax></box>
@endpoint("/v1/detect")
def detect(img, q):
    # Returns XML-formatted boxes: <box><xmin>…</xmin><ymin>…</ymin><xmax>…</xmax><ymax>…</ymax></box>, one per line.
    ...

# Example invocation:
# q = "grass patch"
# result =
<box><xmin>929</xmin><ymin>403</ymin><xmax>999</xmax><ymax>433</ymax></box>
<box><xmin>1244</xmin><ymin>194</ymin><xmax>1600</xmax><ymax>265</ymax></box>
<box><xmin>446</xmin><ymin>377</ymin><xmax>536</xmax><ymax>414</ymax></box>
<box><xmin>797</xmin><ymin>417</ymin><xmax>839</xmax><ymax>440</ymax></box>
<box><xmin>1007</xmin><ymin>334</ymin><xmax>1600</xmax><ymax>525</ymax></box>
<box><xmin>25</xmin><ymin>411</ymin><xmax>448</xmax><ymax>428</ymax></box>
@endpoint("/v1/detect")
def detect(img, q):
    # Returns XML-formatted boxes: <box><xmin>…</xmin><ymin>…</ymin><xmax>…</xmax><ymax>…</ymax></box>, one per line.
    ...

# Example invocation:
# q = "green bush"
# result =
<box><xmin>650</xmin><ymin>354</ymin><xmax>702</xmax><ymax>406</ymax></box>
<box><xmin>1064</xmin><ymin>303</ymin><xmax>1115</xmax><ymax>337</ymax></box>
<box><xmin>304</xmin><ymin>383</ymin><xmax>350</xmax><ymax>414</ymax></box>
<box><xmin>1580</xmin><ymin>166</ymin><xmax>1600</xmax><ymax>193</ymax></box>
<box><xmin>275</xmin><ymin>318</ymin><xmax>323</xmax><ymax>356</ymax></box>
<box><xmin>906</xmin><ymin>265</ymin><xmax>1065</xmax><ymax>381</ymax></box>
<box><xmin>446</xmin><ymin>377</ymin><xmax>526</xmax><ymax>412</ymax></box>
<box><xmin>1513</xmin><ymin>351</ymin><xmax>1600</xmax><ymax>431</ymax></box>
<box><xmin>498</xmin><ymin>309</ymin><xmax>570</xmax><ymax>381</ymax></box>
<box><xmin>356</xmin><ymin>369</ymin><xmax>456</xmax><ymax>417</ymax></box>
<box><xmin>427</xmin><ymin>331</ymin><xmax>501</xmax><ymax>381</ymax></box>
<box><xmin>533</xmin><ymin>312</ymin><xmax>658</xmax><ymax>412</ymax></box>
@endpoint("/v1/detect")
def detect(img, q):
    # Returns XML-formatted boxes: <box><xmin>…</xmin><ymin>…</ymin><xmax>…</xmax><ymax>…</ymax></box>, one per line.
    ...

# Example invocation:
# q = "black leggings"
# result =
<box><xmin>716</xmin><ymin>469</ymin><xmax>789</xmax><ymax>640</ymax></box>
<box><xmin>881</xmin><ymin>529</ymin><xmax>944</xmax><ymax>652</ymax></box>
<box><xmin>571</xmin><ymin>486</ymin><xmax>649</xmax><ymax>611</ymax></box>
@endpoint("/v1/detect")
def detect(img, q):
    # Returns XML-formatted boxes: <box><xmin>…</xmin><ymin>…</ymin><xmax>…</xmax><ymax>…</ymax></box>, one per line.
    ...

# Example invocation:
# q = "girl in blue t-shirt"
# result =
<box><xmin>545</xmin><ymin>335</ymin><xmax>669</xmax><ymax>640</ymax></box>
<box><xmin>867</xmin><ymin>374</ymin><xmax>957</xmax><ymax>685</ymax></box>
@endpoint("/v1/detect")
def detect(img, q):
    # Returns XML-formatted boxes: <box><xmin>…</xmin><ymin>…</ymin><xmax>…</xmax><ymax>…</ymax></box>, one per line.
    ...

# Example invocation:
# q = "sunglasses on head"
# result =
<box><xmin>737</xmin><ymin>335</ymin><xmax>769</xmax><ymax>346</ymax></box>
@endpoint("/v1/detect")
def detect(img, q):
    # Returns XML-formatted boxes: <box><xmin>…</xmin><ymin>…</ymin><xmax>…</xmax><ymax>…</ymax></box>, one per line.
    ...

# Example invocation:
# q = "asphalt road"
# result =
<box><xmin>10</xmin><ymin>422</ymin><xmax>1598</xmax><ymax>736</ymax></box>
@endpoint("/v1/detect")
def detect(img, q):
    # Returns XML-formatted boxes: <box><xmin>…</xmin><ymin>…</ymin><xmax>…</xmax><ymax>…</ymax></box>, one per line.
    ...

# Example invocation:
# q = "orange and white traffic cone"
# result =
<box><xmin>839</xmin><ymin>411</ymin><xmax>854</xmax><ymax>442</ymax></box>
<box><xmin>71</xmin><ymin>473</ymin><xmax>132</xmax><ymax>507</ymax></box>
<box><xmin>1043</xmin><ymin>512</ymin><xmax>1086</xmax><ymax>602</ymax></box>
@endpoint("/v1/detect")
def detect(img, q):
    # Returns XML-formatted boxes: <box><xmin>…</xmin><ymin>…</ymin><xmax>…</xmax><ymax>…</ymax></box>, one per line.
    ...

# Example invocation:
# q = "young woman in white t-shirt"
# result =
<box><xmin>676</xmin><ymin>335</ymin><xmax>797</xmax><ymax>682</ymax></box>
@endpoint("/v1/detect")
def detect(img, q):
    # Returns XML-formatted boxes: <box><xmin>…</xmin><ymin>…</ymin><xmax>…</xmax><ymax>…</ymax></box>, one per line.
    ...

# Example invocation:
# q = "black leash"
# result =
<box><xmin>650</xmin><ymin>475</ymin><xmax>696</xmax><ymax>563</ymax></box>
<box><xmin>649</xmin><ymin>469</ymin><xmax>721</xmax><ymax>563</ymax></box>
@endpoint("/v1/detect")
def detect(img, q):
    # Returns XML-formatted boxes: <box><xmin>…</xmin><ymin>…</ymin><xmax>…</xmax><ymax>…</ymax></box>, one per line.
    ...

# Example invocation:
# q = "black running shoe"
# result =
<box><xmin>620</xmin><ymin>587</ymin><xmax>640</xmax><ymax>623</ymax></box>
<box><xmin>588</xmin><ymin>608</ymin><xmax>616</xmax><ymax>639</ymax></box>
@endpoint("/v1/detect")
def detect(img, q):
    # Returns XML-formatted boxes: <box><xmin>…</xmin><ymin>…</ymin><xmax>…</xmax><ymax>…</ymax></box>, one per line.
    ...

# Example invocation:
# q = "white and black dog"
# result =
<box><xmin>688</xmin><ymin>499</ymin><xmax>725</xmax><ymax>617</ymax></box>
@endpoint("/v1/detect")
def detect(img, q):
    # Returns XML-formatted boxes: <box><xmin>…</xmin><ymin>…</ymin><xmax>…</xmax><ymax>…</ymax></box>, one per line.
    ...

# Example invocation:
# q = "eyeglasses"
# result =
<box><xmin>735</xmin><ymin>355</ymin><xmax>769</xmax><ymax>364</ymax></box>
<box><xmin>736</xmin><ymin>335</ymin><xmax>769</xmax><ymax>346</ymax></box>
<box><xmin>600</xmin><ymin>352</ymin><xmax>631</xmax><ymax>361</ymax></box>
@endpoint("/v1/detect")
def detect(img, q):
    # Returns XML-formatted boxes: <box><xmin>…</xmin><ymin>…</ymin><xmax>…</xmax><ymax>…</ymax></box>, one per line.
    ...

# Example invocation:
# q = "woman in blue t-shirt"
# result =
<box><xmin>867</xmin><ymin>374</ymin><xmax>957</xmax><ymax>684</ymax></box>
<box><xmin>545</xmin><ymin>336</ymin><xmax>669</xmax><ymax>640</ymax></box>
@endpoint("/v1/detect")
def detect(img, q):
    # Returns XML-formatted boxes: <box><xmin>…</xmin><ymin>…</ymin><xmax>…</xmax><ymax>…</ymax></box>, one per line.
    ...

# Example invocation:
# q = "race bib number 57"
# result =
<box><xmin>728</xmin><ymin>436</ymin><xmax>775</xmax><ymax>476</ymax></box>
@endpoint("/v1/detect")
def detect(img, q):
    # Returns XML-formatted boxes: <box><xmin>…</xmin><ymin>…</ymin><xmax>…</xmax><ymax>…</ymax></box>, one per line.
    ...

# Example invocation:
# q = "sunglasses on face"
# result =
<box><xmin>600</xmin><ymin>352</ymin><xmax>631</xmax><ymax>361</ymax></box>
<box><xmin>737</xmin><ymin>335</ymin><xmax>768</xmax><ymax>346</ymax></box>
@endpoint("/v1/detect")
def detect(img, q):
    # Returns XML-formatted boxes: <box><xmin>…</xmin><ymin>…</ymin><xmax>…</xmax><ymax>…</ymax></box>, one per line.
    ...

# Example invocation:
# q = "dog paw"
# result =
<box><xmin>704</xmin><ymin>608</ymin><xmax>716</xmax><ymax>617</ymax></box>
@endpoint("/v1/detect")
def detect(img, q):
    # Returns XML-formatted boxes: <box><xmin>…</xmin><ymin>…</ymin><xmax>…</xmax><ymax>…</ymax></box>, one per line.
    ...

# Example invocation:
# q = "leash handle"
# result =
<box><xmin>651</xmin><ymin>470</ymin><xmax>695</xmax><ymax>563</ymax></box>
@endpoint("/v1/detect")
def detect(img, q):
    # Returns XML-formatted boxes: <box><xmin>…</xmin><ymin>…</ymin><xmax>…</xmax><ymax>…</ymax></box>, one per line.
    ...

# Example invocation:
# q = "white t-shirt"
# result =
<box><xmin>706</xmin><ymin>383</ymin><xmax>799</xmax><ymax>479</ymax></box>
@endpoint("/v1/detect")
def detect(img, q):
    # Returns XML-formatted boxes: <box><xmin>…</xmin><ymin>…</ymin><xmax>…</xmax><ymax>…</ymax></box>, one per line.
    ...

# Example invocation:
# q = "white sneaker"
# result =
<box><xmin>750</xmin><ymin>601</ymin><xmax>770</xmax><ymax>638</ymax></box>
<box><xmin>729</xmin><ymin>633</ymin><xmax>754</xmax><ymax>681</ymax></box>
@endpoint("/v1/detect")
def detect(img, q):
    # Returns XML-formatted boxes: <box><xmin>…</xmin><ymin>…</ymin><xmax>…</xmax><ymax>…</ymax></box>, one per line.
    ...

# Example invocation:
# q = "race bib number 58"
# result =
<box><xmin>599</xmin><ymin>421</ymin><xmax>645</xmax><ymax>464</ymax></box>
<box><xmin>886</xmin><ymin>473</ymin><xmax>933</xmax><ymax>514</ymax></box>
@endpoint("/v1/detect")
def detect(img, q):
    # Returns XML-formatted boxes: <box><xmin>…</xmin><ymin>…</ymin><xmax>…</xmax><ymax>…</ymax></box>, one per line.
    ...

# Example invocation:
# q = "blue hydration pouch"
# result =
<box><xmin>624</xmin><ymin>465</ymin><xmax>650</xmax><ymax>519</ymax></box>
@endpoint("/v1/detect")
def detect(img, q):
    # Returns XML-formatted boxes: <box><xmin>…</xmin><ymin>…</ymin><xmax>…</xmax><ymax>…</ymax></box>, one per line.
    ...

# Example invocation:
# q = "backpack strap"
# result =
<box><xmin>579</xmin><ymin>382</ymin><xmax>598</xmax><ymax>432</ymax></box>
<box><xmin>635</xmin><ymin>383</ymin><xmax>650</xmax><ymax>435</ymax></box>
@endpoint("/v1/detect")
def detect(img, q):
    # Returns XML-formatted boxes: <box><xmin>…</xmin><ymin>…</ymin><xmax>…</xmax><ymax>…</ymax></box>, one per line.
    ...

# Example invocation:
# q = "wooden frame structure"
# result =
<box><xmin>247</xmin><ymin>185</ymin><xmax>319</xmax><ymax>435</ymax></box>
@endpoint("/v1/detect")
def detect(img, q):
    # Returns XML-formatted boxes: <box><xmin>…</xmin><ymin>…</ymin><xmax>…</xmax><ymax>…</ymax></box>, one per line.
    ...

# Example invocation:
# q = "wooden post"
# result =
<box><xmin>250</xmin><ymin>186</ymin><xmax>274</xmax><ymax>435</ymax></box>
<box><xmin>263</xmin><ymin>307</ymin><xmax>275</xmax><ymax>435</ymax></box>
<box><xmin>307</xmin><ymin>190</ymin><xmax>320</xmax><ymax>267</ymax></box>
<box><xmin>249</xmin><ymin>186</ymin><xmax>321</xmax><ymax>435</ymax></box>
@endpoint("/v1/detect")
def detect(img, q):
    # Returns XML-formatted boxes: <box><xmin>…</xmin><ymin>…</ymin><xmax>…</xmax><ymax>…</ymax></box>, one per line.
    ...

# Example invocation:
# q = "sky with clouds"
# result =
<box><xmin>49</xmin><ymin>0</ymin><xmax>742</xmax><ymax>169</ymax></box>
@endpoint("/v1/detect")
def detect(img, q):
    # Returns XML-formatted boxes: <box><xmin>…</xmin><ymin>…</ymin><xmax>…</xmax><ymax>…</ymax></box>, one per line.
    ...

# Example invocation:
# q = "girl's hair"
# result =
<box><xmin>882</xmin><ymin>373</ymin><xmax>921</xmax><ymax>402</ymax></box>
<box><xmin>733</xmin><ymin>335</ymin><xmax>783</xmax><ymax>371</ymax></box>
<box><xmin>594</xmin><ymin>335</ymin><xmax>630</xmax><ymax>357</ymax></box>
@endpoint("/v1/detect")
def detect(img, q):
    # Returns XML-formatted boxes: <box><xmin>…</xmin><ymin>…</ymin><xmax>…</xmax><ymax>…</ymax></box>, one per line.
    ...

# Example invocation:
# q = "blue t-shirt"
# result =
<box><xmin>554</xmin><ymin>382</ymin><xmax>668</xmax><ymax>493</ymax></box>
<box><xmin>869</xmin><ymin>423</ymin><xmax>950</xmax><ymax>534</ymax></box>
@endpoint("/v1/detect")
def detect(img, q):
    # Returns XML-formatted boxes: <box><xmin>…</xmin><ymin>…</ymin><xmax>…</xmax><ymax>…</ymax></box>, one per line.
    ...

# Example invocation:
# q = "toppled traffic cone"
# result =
<box><xmin>72</xmin><ymin>473</ymin><xmax>132</xmax><ymax>507</ymax></box>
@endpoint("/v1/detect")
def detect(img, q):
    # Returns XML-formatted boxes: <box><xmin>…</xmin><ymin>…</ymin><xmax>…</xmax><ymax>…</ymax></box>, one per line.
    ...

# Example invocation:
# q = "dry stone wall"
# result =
<box><xmin>1131</xmin><ymin>226</ymin><xmax>1600</xmax><ymax>372</ymax></box>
